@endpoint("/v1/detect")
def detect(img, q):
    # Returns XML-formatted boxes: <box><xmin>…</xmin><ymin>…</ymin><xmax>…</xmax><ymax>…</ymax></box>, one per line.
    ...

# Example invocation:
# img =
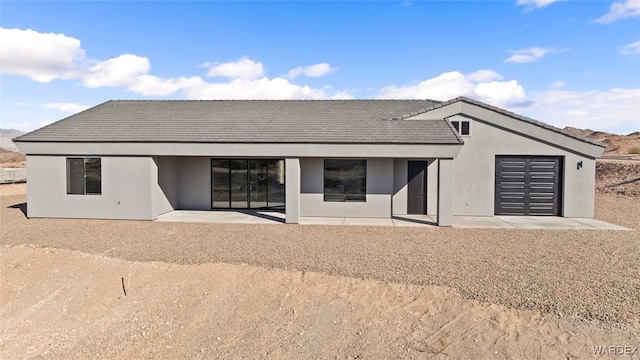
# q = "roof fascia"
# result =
<box><xmin>16</xmin><ymin>142</ymin><xmax>463</xmax><ymax>158</ymax></box>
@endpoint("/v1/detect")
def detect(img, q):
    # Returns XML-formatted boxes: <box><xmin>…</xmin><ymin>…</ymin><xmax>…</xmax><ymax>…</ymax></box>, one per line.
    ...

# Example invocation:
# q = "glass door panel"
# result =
<box><xmin>267</xmin><ymin>159</ymin><xmax>285</xmax><ymax>208</ymax></box>
<box><xmin>249</xmin><ymin>160</ymin><xmax>268</xmax><ymax>208</ymax></box>
<box><xmin>212</xmin><ymin>159</ymin><xmax>230</xmax><ymax>208</ymax></box>
<box><xmin>230</xmin><ymin>159</ymin><xmax>248</xmax><ymax>208</ymax></box>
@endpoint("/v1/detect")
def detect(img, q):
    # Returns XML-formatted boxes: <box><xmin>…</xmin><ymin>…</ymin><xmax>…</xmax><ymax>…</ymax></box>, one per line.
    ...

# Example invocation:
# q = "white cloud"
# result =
<box><xmin>186</xmin><ymin>77</ymin><xmax>350</xmax><ymax>100</ymax></box>
<box><xmin>0</xmin><ymin>28</ymin><xmax>351</xmax><ymax>99</ymax></box>
<box><xmin>82</xmin><ymin>54</ymin><xmax>201</xmax><ymax>96</ymax></box>
<box><xmin>204</xmin><ymin>57</ymin><xmax>265</xmax><ymax>79</ymax></box>
<box><xmin>378</xmin><ymin>70</ymin><xmax>526</xmax><ymax>107</ymax></box>
<box><xmin>466</xmin><ymin>69</ymin><xmax>502</xmax><ymax>82</ymax></box>
<box><xmin>551</xmin><ymin>80</ymin><xmax>566</xmax><ymax>88</ymax></box>
<box><xmin>84</xmin><ymin>54</ymin><xmax>150</xmax><ymax>88</ymax></box>
<box><xmin>127</xmin><ymin>75</ymin><xmax>202</xmax><ymax>96</ymax></box>
<box><xmin>520</xmin><ymin>89</ymin><xmax>640</xmax><ymax>133</ymax></box>
<box><xmin>516</xmin><ymin>0</ymin><xmax>563</xmax><ymax>9</ymax></box>
<box><xmin>377</xmin><ymin>70</ymin><xmax>640</xmax><ymax>133</ymax></box>
<box><xmin>594</xmin><ymin>0</ymin><xmax>640</xmax><ymax>23</ymax></box>
<box><xmin>287</xmin><ymin>63</ymin><xmax>336</xmax><ymax>79</ymax></box>
<box><xmin>379</xmin><ymin>72</ymin><xmax>475</xmax><ymax>100</ymax></box>
<box><xmin>43</xmin><ymin>103</ymin><xmax>90</xmax><ymax>113</ymax></box>
<box><xmin>620</xmin><ymin>40</ymin><xmax>640</xmax><ymax>55</ymax></box>
<box><xmin>0</xmin><ymin>28</ymin><xmax>85</xmax><ymax>82</ymax></box>
<box><xmin>475</xmin><ymin>80</ymin><xmax>526</xmax><ymax>105</ymax></box>
<box><xmin>331</xmin><ymin>90</ymin><xmax>354</xmax><ymax>100</ymax></box>
<box><xmin>505</xmin><ymin>47</ymin><xmax>557</xmax><ymax>63</ymax></box>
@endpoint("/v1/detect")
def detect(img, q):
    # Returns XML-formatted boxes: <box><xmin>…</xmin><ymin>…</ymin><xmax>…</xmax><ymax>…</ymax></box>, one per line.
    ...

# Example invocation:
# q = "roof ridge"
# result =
<box><xmin>107</xmin><ymin>99</ymin><xmax>434</xmax><ymax>102</ymax></box>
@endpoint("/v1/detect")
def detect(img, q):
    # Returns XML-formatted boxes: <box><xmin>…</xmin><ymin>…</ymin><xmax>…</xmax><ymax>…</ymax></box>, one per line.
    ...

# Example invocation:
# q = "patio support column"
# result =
<box><xmin>437</xmin><ymin>158</ymin><xmax>454</xmax><ymax>227</ymax></box>
<box><xmin>285</xmin><ymin>157</ymin><xmax>300</xmax><ymax>224</ymax></box>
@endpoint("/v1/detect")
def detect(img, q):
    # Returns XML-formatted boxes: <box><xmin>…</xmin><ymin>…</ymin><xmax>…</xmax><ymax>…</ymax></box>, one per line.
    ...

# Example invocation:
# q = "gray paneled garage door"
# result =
<box><xmin>495</xmin><ymin>156</ymin><xmax>562</xmax><ymax>216</ymax></box>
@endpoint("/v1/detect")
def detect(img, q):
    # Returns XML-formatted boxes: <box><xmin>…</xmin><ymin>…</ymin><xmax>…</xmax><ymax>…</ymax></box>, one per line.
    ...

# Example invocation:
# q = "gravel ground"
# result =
<box><xmin>1</xmin><ymin>190</ymin><xmax>639</xmax><ymax>325</ymax></box>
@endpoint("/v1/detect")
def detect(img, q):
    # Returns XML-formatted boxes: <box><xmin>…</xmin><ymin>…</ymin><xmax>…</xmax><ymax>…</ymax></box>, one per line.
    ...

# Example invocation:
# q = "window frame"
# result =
<box><xmin>323</xmin><ymin>159</ymin><xmax>367</xmax><ymax>203</ymax></box>
<box><xmin>66</xmin><ymin>157</ymin><xmax>102</xmax><ymax>195</ymax></box>
<box><xmin>451</xmin><ymin>120</ymin><xmax>471</xmax><ymax>136</ymax></box>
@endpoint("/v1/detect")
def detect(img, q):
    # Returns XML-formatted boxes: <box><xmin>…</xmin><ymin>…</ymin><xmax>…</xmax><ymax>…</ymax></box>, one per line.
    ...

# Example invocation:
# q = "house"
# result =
<box><xmin>13</xmin><ymin>97</ymin><xmax>606</xmax><ymax>226</ymax></box>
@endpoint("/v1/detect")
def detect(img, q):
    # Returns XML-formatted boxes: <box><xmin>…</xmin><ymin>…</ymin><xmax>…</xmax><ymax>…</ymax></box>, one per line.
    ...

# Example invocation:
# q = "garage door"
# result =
<box><xmin>495</xmin><ymin>156</ymin><xmax>562</xmax><ymax>216</ymax></box>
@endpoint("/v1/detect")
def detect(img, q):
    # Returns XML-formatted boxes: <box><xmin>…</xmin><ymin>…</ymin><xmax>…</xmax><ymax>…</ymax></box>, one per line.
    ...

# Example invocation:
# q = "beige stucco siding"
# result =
<box><xmin>153</xmin><ymin>156</ymin><xmax>178</xmax><ymax>216</ymax></box>
<box><xmin>300</xmin><ymin>158</ymin><xmax>393</xmax><ymax>218</ymax></box>
<box><xmin>26</xmin><ymin>155</ymin><xmax>155</xmax><ymax>220</ymax></box>
<box><xmin>175</xmin><ymin>157</ymin><xmax>211</xmax><ymax>210</ymax></box>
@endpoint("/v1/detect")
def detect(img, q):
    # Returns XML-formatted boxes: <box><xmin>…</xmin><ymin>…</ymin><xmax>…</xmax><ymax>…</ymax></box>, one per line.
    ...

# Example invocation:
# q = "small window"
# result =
<box><xmin>67</xmin><ymin>158</ymin><xmax>101</xmax><ymax>195</ymax></box>
<box><xmin>461</xmin><ymin>121</ymin><xmax>470</xmax><ymax>135</ymax></box>
<box><xmin>324</xmin><ymin>159</ymin><xmax>366</xmax><ymax>202</ymax></box>
<box><xmin>451</xmin><ymin>120</ymin><xmax>470</xmax><ymax>136</ymax></box>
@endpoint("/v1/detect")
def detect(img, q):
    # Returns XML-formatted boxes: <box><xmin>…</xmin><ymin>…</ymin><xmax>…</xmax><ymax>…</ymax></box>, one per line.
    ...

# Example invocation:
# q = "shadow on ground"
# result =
<box><xmin>8</xmin><ymin>202</ymin><xmax>27</xmax><ymax>218</ymax></box>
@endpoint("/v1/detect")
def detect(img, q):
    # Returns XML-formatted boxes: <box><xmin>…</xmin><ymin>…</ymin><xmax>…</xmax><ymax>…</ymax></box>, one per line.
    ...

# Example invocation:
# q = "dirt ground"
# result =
<box><xmin>596</xmin><ymin>159</ymin><xmax>640</xmax><ymax>198</ymax></box>
<box><xmin>1</xmin><ymin>184</ymin><xmax>639</xmax><ymax>359</ymax></box>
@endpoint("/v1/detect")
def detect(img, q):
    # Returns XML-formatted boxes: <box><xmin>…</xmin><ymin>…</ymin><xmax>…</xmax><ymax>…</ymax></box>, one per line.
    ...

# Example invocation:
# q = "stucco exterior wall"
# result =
<box><xmin>447</xmin><ymin>114</ymin><xmax>597</xmax><ymax>217</ymax></box>
<box><xmin>26</xmin><ymin>155</ymin><xmax>155</xmax><ymax>220</ymax></box>
<box><xmin>176</xmin><ymin>157</ymin><xmax>211</xmax><ymax>210</ymax></box>
<box><xmin>153</xmin><ymin>156</ymin><xmax>178</xmax><ymax>216</ymax></box>
<box><xmin>285</xmin><ymin>158</ymin><xmax>301</xmax><ymax>223</ymax></box>
<box><xmin>300</xmin><ymin>158</ymin><xmax>393</xmax><ymax>218</ymax></box>
<box><xmin>392</xmin><ymin>159</ymin><xmax>407</xmax><ymax>215</ymax></box>
<box><xmin>427</xmin><ymin>160</ymin><xmax>439</xmax><ymax>216</ymax></box>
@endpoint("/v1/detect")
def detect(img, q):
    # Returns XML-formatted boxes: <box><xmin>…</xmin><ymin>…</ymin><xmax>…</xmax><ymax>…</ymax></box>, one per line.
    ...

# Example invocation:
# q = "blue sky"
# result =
<box><xmin>1</xmin><ymin>0</ymin><xmax>639</xmax><ymax>134</ymax></box>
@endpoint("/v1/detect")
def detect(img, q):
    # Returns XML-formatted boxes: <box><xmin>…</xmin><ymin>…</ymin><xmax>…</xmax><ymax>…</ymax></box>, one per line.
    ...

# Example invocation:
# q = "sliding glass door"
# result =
<box><xmin>212</xmin><ymin>159</ymin><xmax>285</xmax><ymax>209</ymax></box>
<box><xmin>212</xmin><ymin>160</ymin><xmax>231</xmax><ymax>208</ymax></box>
<box><xmin>267</xmin><ymin>160</ymin><xmax>285</xmax><ymax>208</ymax></box>
<box><xmin>230</xmin><ymin>160</ymin><xmax>248</xmax><ymax>208</ymax></box>
<box><xmin>249</xmin><ymin>160</ymin><xmax>268</xmax><ymax>208</ymax></box>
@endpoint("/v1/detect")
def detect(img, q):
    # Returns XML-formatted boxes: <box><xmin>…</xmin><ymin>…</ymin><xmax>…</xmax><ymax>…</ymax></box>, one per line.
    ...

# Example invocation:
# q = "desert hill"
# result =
<box><xmin>563</xmin><ymin>126</ymin><xmax>640</xmax><ymax>156</ymax></box>
<box><xmin>563</xmin><ymin>126</ymin><xmax>639</xmax><ymax>197</ymax></box>
<box><xmin>0</xmin><ymin>129</ymin><xmax>26</xmax><ymax>168</ymax></box>
<box><xmin>0</xmin><ymin>128</ymin><xmax>25</xmax><ymax>152</ymax></box>
<box><xmin>0</xmin><ymin>148</ymin><xmax>26</xmax><ymax>168</ymax></box>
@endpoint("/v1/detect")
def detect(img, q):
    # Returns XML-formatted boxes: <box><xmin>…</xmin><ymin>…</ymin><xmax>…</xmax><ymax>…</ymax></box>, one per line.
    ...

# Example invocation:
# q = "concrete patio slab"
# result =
<box><xmin>392</xmin><ymin>215</ymin><xmax>437</xmax><ymax>227</ymax></box>
<box><xmin>454</xmin><ymin>216</ymin><xmax>516</xmax><ymax>229</ymax></box>
<box><xmin>494</xmin><ymin>216</ymin><xmax>631</xmax><ymax>230</ymax></box>
<box><xmin>155</xmin><ymin>211</ymin><xmax>630</xmax><ymax>230</ymax></box>
<box><xmin>343</xmin><ymin>218</ymin><xmax>395</xmax><ymax>226</ymax></box>
<box><xmin>570</xmin><ymin>218</ymin><xmax>631</xmax><ymax>230</ymax></box>
<box><xmin>496</xmin><ymin>216</ymin><xmax>584</xmax><ymax>229</ymax></box>
<box><xmin>156</xmin><ymin>210</ymin><xmax>285</xmax><ymax>224</ymax></box>
<box><xmin>299</xmin><ymin>217</ymin><xmax>345</xmax><ymax>226</ymax></box>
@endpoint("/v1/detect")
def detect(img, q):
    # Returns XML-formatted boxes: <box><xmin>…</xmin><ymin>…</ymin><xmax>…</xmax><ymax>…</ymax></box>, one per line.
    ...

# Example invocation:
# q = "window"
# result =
<box><xmin>451</xmin><ymin>120</ymin><xmax>470</xmax><ymax>136</ymax></box>
<box><xmin>67</xmin><ymin>158</ymin><xmax>101</xmax><ymax>195</ymax></box>
<box><xmin>324</xmin><ymin>159</ymin><xmax>366</xmax><ymax>202</ymax></box>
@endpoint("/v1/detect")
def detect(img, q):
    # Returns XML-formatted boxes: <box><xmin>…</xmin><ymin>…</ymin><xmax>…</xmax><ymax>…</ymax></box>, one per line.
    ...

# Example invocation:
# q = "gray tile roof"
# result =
<box><xmin>399</xmin><ymin>96</ymin><xmax>606</xmax><ymax>148</ymax></box>
<box><xmin>14</xmin><ymin>100</ymin><xmax>464</xmax><ymax>145</ymax></box>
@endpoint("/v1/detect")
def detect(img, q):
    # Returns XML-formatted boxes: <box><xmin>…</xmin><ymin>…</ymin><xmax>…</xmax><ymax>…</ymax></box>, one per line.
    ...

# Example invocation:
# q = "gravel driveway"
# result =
<box><xmin>1</xmin><ymin>192</ymin><xmax>638</xmax><ymax>325</ymax></box>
